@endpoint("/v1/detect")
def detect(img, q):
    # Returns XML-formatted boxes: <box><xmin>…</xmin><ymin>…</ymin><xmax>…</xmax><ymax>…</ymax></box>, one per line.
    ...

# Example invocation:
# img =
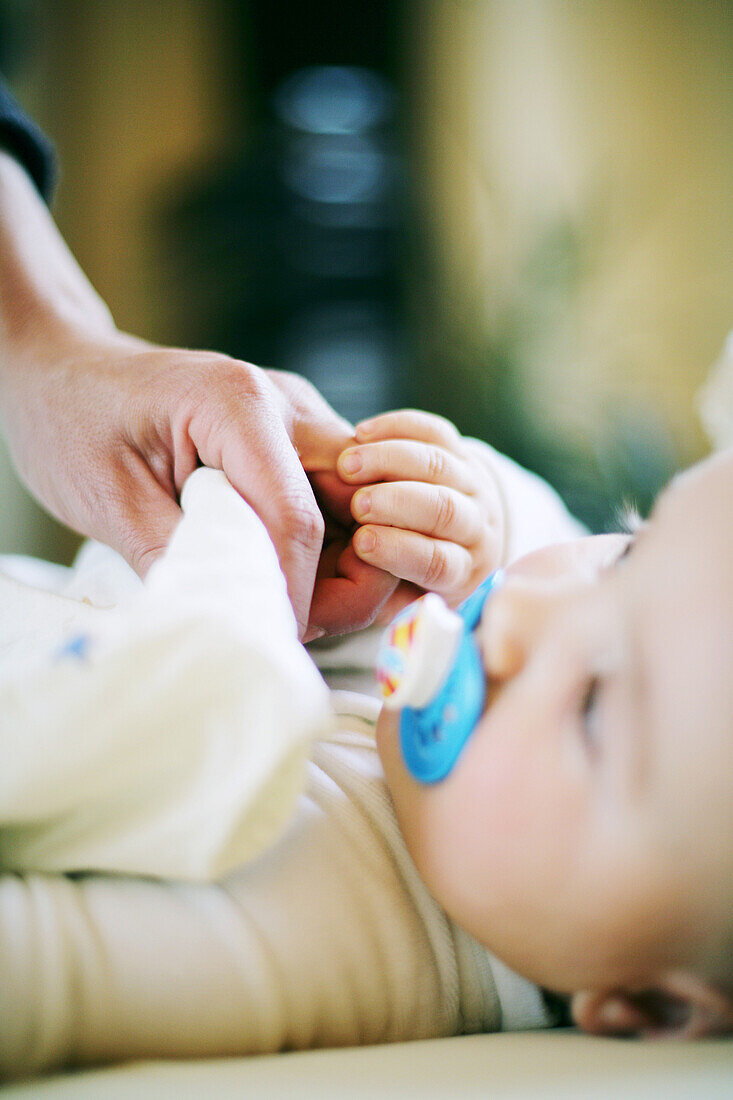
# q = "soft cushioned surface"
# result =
<box><xmin>7</xmin><ymin>1033</ymin><xmax>733</xmax><ymax>1099</ymax></box>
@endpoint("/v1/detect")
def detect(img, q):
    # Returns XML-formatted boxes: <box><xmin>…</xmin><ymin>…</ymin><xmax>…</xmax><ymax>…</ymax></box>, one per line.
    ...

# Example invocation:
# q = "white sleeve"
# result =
<box><xmin>0</xmin><ymin>468</ymin><xmax>333</xmax><ymax>881</ymax></box>
<box><xmin>464</xmin><ymin>439</ymin><xmax>587</xmax><ymax>564</ymax></box>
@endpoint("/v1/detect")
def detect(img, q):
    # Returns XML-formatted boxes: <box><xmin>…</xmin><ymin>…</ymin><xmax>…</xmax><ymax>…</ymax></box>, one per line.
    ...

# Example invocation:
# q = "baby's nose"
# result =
<box><xmin>479</xmin><ymin>577</ymin><xmax>575</xmax><ymax>680</ymax></box>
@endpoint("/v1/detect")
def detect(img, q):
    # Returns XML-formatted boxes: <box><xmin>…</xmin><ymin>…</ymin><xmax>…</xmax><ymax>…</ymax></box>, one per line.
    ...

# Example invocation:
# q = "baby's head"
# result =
<box><xmin>377</xmin><ymin>450</ymin><xmax>733</xmax><ymax>1037</ymax></box>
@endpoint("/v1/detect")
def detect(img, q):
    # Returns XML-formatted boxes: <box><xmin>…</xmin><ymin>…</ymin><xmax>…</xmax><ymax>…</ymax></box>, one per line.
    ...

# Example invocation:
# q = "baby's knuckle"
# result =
<box><xmin>424</xmin><ymin>543</ymin><xmax>449</xmax><ymax>588</ymax></box>
<box><xmin>427</xmin><ymin>447</ymin><xmax>447</xmax><ymax>482</ymax></box>
<box><xmin>434</xmin><ymin>488</ymin><xmax>456</xmax><ymax>532</ymax></box>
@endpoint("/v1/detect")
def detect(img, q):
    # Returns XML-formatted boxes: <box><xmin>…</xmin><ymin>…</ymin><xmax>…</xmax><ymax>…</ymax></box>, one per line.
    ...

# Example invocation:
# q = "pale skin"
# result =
<box><xmin>337</xmin><ymin>408</ymin><xmax>507</xmax><ymax>620</ymax></box>
<box><xmin>373</xmin><ymin>448</ymin><xmax>733</xmax><ymax>1038</ymax></box>
<box><xmin>0</xmin><ymin>150</ymin><xmax>397</xmax><ymax>641</ymax></box>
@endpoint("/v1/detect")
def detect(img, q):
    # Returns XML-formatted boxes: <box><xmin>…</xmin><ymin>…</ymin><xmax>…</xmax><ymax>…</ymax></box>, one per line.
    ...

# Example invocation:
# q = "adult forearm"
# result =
<box><xmin>0</xmin><ymin>150</ymin><xmax>114</xmax><ymax>365</ymax></box>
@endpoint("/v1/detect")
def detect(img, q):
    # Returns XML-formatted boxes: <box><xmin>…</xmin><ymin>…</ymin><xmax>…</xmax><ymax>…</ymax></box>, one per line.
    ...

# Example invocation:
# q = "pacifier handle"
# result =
<box><xmin>376</xmin><ymin>571</ymin><xmax>502</xmax><ymax>784</ymax></box>
<box><xmin>377</xmin><ymin>593</ymin><xmax>463</xmax><ymax>710</ymax></box>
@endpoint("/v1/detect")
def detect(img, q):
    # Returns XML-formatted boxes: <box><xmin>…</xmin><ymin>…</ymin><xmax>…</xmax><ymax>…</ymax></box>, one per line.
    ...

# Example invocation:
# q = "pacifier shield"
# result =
<box><xmin>386</xmin><ymin>571</ymin><xmax>501</xmax><ymax>784</ymax></box>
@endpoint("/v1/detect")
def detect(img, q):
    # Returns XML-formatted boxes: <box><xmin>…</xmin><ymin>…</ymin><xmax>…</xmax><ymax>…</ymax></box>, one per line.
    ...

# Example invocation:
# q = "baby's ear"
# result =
<box><xmin>572</xmin><ymin>974</ymin><xmax>733</xmax><ymax>1039</ymax></box>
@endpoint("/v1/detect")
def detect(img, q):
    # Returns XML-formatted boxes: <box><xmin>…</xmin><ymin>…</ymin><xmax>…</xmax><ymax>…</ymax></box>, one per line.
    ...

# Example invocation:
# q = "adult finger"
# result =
<box><xmin>352</xmin><ymin>525</ymin><xmax>473</xmax><ymax>602</ymax></box>
<box><xmin>188</xmin><ymin>377</ymin><xmax>324</xmax><ymax>637</ymax></box>
<box><xmin>338</xmin><ymin>439</ymin><xmax>476</xmax><ymax>495</ymax></box>
<box><xmin>351</xmin><ymin>482</ymin><xmax>484</xmax><ymax>547</ymax></box>
<box><xmin>264</xmin><ymin>369</ymin><xmax>354</xmax><ymax>471</ymax></box>
<box><xmin>224</xmin><ymin>428</ymin><xmax>324</xmax><ymax>639</ymax></box>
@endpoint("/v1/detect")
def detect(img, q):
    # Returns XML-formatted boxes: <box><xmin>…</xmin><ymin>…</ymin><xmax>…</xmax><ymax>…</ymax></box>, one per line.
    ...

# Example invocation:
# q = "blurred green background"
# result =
<box><xmin>1</xmin><ymin>0</ymin><xmax>731</xmax><ymax>562</ymax></box>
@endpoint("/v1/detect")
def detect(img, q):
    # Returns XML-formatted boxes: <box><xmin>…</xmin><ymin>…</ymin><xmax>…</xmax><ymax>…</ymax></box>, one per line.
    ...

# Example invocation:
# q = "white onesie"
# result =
<box><xmin>0</xmin><ymin>448</ymin><xmax>582</xmax><ymax>1079</ymax></box>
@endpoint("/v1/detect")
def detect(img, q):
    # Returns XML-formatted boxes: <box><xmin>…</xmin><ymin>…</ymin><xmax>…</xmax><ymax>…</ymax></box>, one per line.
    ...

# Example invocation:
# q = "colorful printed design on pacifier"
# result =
<box><xmin>376</xmin><ymin>571</ymin><xmax>503</xmax><ymax>784</ymax></box>
<box><xmin>376</xmin><ymin>605</ymin><xmax>420</xmax><ymax>701</ymax></box>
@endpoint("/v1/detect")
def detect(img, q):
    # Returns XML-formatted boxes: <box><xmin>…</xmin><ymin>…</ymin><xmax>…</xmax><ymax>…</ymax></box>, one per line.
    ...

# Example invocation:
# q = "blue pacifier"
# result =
<box><xmin>376</xmin><ymin>571</ymin><xmax>503</xmax><ymax>783</ymax></box>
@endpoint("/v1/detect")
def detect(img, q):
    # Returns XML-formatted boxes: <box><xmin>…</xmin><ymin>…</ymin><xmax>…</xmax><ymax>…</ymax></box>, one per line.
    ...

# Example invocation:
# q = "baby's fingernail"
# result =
<box><xmin>340</xmin><ymin>449</ymin><xmax>362</xmax><ymax>474</ymax></box>
<box><xmin>353</xmin><ymin>491</ymin><xmax>371</xmax><ymax>518</ymax></box>
<box><xmin>355</xmin><ymin>419</ymin><xmax>376</xmax><ymax>439</ymax></box>
<box><xmin>356</xmin><ymin>528</ymin><xmax>376</xmax><ymax>553</ymax></box>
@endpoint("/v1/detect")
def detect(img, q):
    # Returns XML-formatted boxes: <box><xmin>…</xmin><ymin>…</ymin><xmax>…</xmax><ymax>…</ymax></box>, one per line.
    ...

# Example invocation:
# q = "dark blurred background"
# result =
<box><xmin>1</xmin><ymin>0</ymin><xmax>732</xmax><ymax>559</ymax></box>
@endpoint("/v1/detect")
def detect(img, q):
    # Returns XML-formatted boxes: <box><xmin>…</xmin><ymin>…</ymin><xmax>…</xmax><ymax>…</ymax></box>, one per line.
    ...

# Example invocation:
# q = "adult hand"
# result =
<box><xmin>263</xmin><ymin>371</ymin><xmax>399</xmax><ymax>639</ymax></box>
<box><xmin>0</xmin><ymin>151</ymin><xmax>396</xmax><ymax>638</ymax></box>
<box><xmin>1</xmin><ymin>330</ymin><xmax>398</xmax><ymax>640</ymax></box>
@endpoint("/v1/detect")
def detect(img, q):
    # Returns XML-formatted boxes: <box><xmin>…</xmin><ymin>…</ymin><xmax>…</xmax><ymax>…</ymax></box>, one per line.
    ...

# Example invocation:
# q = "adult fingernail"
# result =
<box><xmin>356</xmin><ymin>419</ymin><xmax>375</xmax><ymax>438</ymax></box>
<box><xmin>340</xmin><ymin>449</ymin><xmax>362</xmax><ymax>474</ymax></box>
<box><xmin>353</xmin><ymin>491</ymin><xmax>371</xmax><ymax>518</ymax></box>
<box><xmin>356</xmin><ymin>528</ymin><xmax>376</xmax><ymax>553</ymax></box>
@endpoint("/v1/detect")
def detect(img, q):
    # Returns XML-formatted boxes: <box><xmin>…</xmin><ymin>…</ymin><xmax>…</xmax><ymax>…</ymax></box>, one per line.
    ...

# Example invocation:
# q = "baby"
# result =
<box><xmin>340</xmin><ymin>412</ymin><xmax>733</xmax><ymax>1039</ymax></box>
<box><xmin>0</xmin><ymin>413</ymin><xmax>730</xmax><ymax>1078</ymax></box>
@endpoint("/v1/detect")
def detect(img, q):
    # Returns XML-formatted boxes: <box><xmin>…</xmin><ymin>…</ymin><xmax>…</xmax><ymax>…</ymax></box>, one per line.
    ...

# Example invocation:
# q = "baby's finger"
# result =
<box><xmin>351</xmin><ymin>481</ymin><xmax>484</xmax><ymax>547</ymax></box>
<box><xmin>353</xmin><ymin>525</ymin><xmax>473</xmax><ymax>599</ymax></box>
<box><xmin>338</xmin><ymin>439</ymin><xmax>476</xmax><ymax>495</ymax></box>
<box><xmin>354</xmin><ymin>409</ymin><xmax>462</xmax><ymax>451</ymax></box>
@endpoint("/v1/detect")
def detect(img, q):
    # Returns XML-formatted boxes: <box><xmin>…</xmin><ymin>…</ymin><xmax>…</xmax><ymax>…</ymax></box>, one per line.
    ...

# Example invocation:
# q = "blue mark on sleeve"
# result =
<box><xmin>55</xmin><ymin>633</ymin><xmax>92</xmax><ymax>662</ymax></box>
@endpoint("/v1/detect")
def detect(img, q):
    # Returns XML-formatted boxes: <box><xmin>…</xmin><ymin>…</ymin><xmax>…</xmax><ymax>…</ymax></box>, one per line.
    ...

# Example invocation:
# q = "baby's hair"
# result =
<box><xmin>613</xmin><ymin>501</ymin><xmax>645</xmax><ymax>536</ymax></box>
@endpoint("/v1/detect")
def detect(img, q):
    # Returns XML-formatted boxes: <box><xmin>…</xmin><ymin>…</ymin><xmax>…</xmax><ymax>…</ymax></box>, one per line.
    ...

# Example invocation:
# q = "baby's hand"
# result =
<box><xmin>337</xmin><ymin>410</ymin><xmax>505</xmax><ymax>608</ymax></box>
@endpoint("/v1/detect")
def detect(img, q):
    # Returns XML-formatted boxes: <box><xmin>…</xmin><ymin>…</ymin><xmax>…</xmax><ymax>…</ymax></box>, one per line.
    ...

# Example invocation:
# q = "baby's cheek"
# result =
<box><xmin>447</xmin><ymin>717</ymin><xmax>538</xmax><ymax>856</ymax></box>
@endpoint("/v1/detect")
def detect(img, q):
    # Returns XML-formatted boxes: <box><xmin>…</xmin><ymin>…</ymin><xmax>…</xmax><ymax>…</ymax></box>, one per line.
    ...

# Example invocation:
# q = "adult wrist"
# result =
<box><xmin>0</xmin><ymin>151</ymin><xmax>115</xmax><ymax>367</ymax></box>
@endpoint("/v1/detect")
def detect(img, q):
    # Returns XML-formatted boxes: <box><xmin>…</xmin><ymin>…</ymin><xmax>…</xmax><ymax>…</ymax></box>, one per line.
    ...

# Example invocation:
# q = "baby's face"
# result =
<box><xmin>377</xmin><ymin>452</ymin><xmax>733</xmax><ymax>995</ymax></box>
